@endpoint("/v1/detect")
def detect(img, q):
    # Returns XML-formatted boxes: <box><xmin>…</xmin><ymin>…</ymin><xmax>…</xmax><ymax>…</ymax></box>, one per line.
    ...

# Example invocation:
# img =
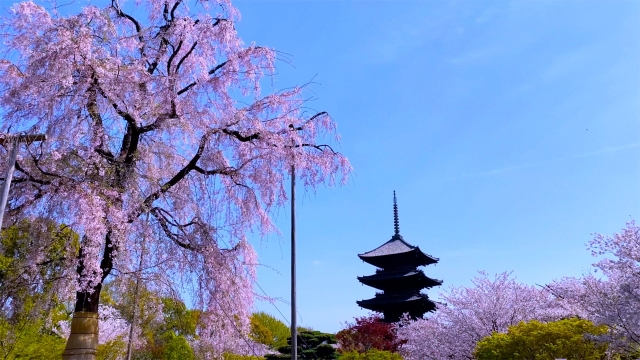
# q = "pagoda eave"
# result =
<box><xmin>358</xmin><ymin>250</ymin><xmax>438</xmax><ymax>268</ymax></box>
<box><xmin>356</xmin><ymin>293</ymin><xmax>436</xmax><ymax>313</ymax></box>
<box><xmin>358</xmin><ymin>276</ymin><xmax>442</xmax><ymax>291</ymax></box>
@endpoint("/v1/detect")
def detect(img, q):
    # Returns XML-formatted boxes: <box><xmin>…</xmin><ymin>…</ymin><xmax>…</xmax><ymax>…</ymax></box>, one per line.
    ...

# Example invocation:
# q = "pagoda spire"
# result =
<box><xmin>393</xmin><ymin>191</ymin><xmax>400</xmax><ymax>236</ymax></box>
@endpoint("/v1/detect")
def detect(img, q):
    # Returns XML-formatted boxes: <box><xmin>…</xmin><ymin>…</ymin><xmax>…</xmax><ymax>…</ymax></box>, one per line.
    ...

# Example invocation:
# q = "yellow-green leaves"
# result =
<box><xmin>474</xmin><ymin>318</ymin><xmax>608</xmax><ymax>360</ymax></box>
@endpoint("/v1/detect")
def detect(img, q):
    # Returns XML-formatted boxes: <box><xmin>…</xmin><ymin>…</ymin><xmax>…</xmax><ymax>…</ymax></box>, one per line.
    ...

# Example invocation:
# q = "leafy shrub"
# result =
<box><xmin>336</xmin><ymin>314</ymin><xmax>403</xmax><ymax>353</ymax></box>
<box><xmin>474</xmin><ymin>317</ymin><xmax>608</xmax><ymax>360</ymax></box>
<box><xmin>265</xmin><ymin>330</ymin><xmax>338</xmax><ymax>359</ymax></box>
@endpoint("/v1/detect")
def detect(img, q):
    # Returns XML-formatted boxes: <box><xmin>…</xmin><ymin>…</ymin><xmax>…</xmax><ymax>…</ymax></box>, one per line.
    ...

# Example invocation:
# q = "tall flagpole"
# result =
<box><xmin>290</xmin><ymin>162</ymin><xmax>297</xmax><ymax>360</ymax></box>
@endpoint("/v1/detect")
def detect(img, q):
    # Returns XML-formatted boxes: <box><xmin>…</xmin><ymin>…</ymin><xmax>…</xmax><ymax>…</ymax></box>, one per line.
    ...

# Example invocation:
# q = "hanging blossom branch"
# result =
<box><xmin>0</xmin><ymin>0</ymin><xmax>351</xmax><ymax>356</ymax></box>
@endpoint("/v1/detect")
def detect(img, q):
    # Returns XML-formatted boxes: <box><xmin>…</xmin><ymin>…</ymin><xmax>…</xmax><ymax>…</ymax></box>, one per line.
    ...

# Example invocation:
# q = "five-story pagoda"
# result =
<box><xmin>356</xmin><ymin>192</ymin><xmax>442</xmax><ymax>323</ymax></box>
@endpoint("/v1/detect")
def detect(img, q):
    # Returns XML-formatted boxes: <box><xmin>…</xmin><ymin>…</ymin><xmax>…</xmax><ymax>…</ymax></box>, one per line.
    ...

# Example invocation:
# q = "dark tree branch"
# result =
<box><xmin>192</xmin><ymin>165</ymin><xmax>237</xmax><ymax>176</ymax></box>
<box><xmin>300</xmin><ymin>143</ymin><xmax>337</xmax><ymax>153</ymax></box>
<box><xmin>147</xmin><ymin>37</ymin><xmax>169</xmax><ymax>75</ymax></box>
<box><xmin>94</xmin><ymin>148</ymin><xmax>116</xmax><ymax>163</ymax></box>
<box><xmin>166</xmin><ymin>40</ymin><xmax>183</xmax><ymax>75</ymax></box>
<box><xmin>152</xmin><ymin>209</ymin><xmax>196</xmax><ymax>251</ymax></box>
<box><xmin>221</xmin><ymin>128</ymin><xmax>260</xmax><ymax>142</ymax></box>
<box><xmin>30</xmin><ymin>153</ymin><xmax>65</xmax><ymax>180</ymax></box>
<box><xmin>139</xmin><ymin>99</ymin><xmax>177</xmax><ymax>134</ymax></box>
<box><xmin>175</xmin><ymin>41</ymin><xmax>198</xmax><ymax>74</ymax></box>
<box><xmin>170</xmin><ymin>0</ymin><xmax>183</xmax><ymax>21</ymax></box>
<box><xmin>153</xmin><ymin>207</ymin><xmax>199</xmax><ymax>233</ymax></box>
<box><xmin>110</xmin><ymin>0</ymin><xmax>144</xmax><ymax>55</ymax></box>
<box><xmin>134</xmin><ymin>134</ymin><xmax>209</xmax><ymax>220</ymax></box>
<box><xmin>308</xmin><ymin>111</ymin><xmax>328</xmax><ymax>122</ymax></box>
<box><xmin>177</xmin><ymin>60</ymin><xmax>228</xmax><ymax>95</ymax></box>
<box><xmin>13</xmin><ymin>162</ymin><xmax>51</xmax><ymax>185</ymax></box>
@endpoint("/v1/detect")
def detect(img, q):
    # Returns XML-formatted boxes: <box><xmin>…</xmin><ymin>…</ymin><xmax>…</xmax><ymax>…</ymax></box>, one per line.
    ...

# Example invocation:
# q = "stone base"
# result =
<box><xmin>62</xmin><ymin>312</ymin><xmax>99</xmax><ymax>360</ymax></box>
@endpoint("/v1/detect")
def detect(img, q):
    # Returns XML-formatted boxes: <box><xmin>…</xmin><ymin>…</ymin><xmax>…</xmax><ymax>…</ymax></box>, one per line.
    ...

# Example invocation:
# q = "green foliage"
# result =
<box><xmin>474</xmin><ymin>317</ymin><xmax>609</xmax><ymax>360</ymax></box>
<box><xmin>97</xmin><ymin>337</ymin><xmax>127</xmax><ymax>360</ymax></box>
<box><xmin>104</xmin><ymin>279</ymin><xmax>200</xmax><ymax>359</ymax></box>
<box><xmin>0</xmin><ymin>219</ymin><xmax>77</xmax><ymax>360</ymax></box>
<box><xmin>158</xmin><ymin>331</ymin><xmax>196</xmax><ymax>360</ymax></box>
<box><xmin>610</xmin><ymin>348</ymin><xmax>640</xmax><ymax>360</ymax></box>
<box><xmin>103</xmin><ymin>278</ymin><xmax>164</xmax><ymax>339</ymax></box>
<box><xmin>338</xmin><ymin>349</ymin><xmax>403</xmax><ymax>360</ymax></box>
<box><xmin>0</xmin><ymin>295</ymin><xmax>68</xmax><ymax>359</ymax></box>
<box><xmin>159</xmin><ymin>297</ymin><xmax>201</xmax><ymax>338</ymax></box>
<box><xmin>0</xmin><ymin>219</ymin><xmax>79</xmax><ymax>313</ymax></box>
<box><xmin>250</xmin><ymin>312</ymin><xmax>290</xmax><ymax>350</ymax></box>
<box><xmin>265</xmin><ymin>330</ymin><xmax>338</xmax><ymax>359</ymax></box>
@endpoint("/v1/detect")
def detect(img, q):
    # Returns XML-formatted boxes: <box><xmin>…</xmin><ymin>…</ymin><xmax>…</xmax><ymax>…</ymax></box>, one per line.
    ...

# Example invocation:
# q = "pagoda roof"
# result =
<box><xmin>356</xmin><ymin>292</ymin><xmax>436</xmax><ymax>312</ymax></box>
<box><xmin>358</xmin><ymin>234</ymin><xmax>439</xmax><ymax>267</ymax></box>
<box><xmin>359</xmin><ymin>235</ymin><xmax>416</xmax><ymax>257</ymax></box>
<box><xmin>358</xmin><ymin>235</ymin><xmax>417</xmax><ymax>258</ymax></box>
<box><xmin>358</xmin><ymin>268</ymin><xmax>443</xmax><ymax>290</ymax></box>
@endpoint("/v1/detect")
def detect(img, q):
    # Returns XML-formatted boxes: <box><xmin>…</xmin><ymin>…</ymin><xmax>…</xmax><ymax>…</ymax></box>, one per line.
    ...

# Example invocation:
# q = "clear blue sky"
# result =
<box><xmin>230</xmin><ymin>0</ymin><xmax>640</xmax><ymax>333</ymax></box>
<box><xmin>16</xmin><ymin>0</ymin><xmax>639</xmax><ymax>334</ymax></box>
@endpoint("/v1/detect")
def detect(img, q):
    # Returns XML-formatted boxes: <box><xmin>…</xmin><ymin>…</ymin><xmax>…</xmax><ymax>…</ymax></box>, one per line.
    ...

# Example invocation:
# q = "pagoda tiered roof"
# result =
<box><xmin>356</xmin><ymin>292</ymin><xmax>437</xmax><ymax>314</ymax></box>
<box><xmin>358</xmin><ymin>268</ymin><xmax>442</xmax><ymax>291</ymax></box>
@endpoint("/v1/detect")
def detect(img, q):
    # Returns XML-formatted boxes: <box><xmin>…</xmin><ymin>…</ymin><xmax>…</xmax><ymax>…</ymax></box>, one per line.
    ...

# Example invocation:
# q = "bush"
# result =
<box><xmin>336</xmin><ymin>314</ymin><xmax>403</xmax><ymax>353</ymax></box>
<box><xmin>265</xmin><ymin>330</ymin><xmax>338</xmax><ymax>359</ymax></box>
<box><xmin>474</xmin><ymin>318</ymin><xmax>608</xmax><ymax>360</ymax></box>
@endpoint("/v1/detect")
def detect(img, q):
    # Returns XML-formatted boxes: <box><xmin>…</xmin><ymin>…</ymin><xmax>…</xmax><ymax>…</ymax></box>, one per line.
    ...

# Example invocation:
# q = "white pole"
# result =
<box><xmin>0</xmin><ymin>134</ymin><xmax>46</xmax><ymax>230</ymax></box>
<box><xmin>0</xmin><ymin>138</ymin><xmax>20</xmax><ymax>229</ymax></box>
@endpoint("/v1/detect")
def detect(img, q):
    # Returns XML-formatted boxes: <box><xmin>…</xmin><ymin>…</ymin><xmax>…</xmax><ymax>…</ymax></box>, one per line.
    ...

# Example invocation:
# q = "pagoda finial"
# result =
<box><xmin>393</xmin><ymin>191</ymin><xmax>400</xmax><ymax>236</ymax></box>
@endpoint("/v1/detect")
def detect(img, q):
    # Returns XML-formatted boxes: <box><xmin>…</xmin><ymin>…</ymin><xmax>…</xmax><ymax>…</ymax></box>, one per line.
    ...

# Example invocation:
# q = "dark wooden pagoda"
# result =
<box><xmin>356</xmin><ymin>192</ymin><xmax>442</xmax><ymax>323</ymax></box>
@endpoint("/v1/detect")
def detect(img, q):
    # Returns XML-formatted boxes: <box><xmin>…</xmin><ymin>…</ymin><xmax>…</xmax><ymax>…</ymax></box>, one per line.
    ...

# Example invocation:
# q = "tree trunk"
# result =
<box><xmin>63</xmin><ymin>232</ymin><xmax>114</xmax><ymax>360</ymax></box>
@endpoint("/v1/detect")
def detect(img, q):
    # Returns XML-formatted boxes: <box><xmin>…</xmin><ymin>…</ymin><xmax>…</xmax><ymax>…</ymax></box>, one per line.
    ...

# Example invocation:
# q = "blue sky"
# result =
<box><xmin>11</xmin><ymin>0</ymin><xmax>638</xmax><ymax>334</ymax></box>
<box><xmin>230</xmin><ymin>0</ymin><xmax>640</xmax><ymax>333</ymax></box>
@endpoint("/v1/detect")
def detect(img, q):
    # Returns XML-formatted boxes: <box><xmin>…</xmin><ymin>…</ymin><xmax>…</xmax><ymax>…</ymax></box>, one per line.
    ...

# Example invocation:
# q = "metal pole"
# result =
<box><xmin>290</xmin><ymin>163</ymin><xmax>297</xmax><ymax>360</ymax></box>
<box><xmin>125</xmin><ymin>237</ymin><xmax>146</xmax><ymax>360</ymax></box>
<box><xmin>0</xmin><ymin>139</ymin><xmax>20</xmax><ymax>229</ymax></box>
<box><xmin>0</xmin><ymin>134</ymin><xmax>46</xmax><ymax>230</ymax></box>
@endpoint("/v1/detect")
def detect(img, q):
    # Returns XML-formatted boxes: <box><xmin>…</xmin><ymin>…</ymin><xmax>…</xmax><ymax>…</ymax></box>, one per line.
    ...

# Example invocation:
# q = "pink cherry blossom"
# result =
<box><xmin>0</xmin><ymin>0</ymin><xmax>350</xmax><ymax>356</ymax></box>
<box><xmin>548</xmin><ymin>221</ymin><xmax>640</xmax><ymax>355</ymax></box>
<box><xmin>397</xmin><ymin>271</ymin><xmax>573</xmax><ymax>360</ymax></box>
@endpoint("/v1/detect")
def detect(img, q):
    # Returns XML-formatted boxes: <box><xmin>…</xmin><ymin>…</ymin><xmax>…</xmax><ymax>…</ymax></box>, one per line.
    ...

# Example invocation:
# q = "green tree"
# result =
<box><xmin>338</xmin><ymin>349</ymin><xmax>403</xmax><ymax>360</ymax></box>
<box><xmin>0</xmin><ymin>219</ymin><xmax>79</xmax><ymax>314</ymax></box>
<box><xmin>102</xmin><ymin>278</ymin><xmax>164</xmax><ymax>344</ymax></box>
<box><xmin>250</xmin><ymin>312</ymin><xmax>290</xmax><ymax>350</ymax></box>
<box><xmin>0</xmin><ymin>219</ymin><xmax>78</xmax><ymax>360</ymax></box>
<box><xmin>474</xmin><ymin>318</ymin><xmax>608</xmax><ymax>360</ymax></box>
<box><xmin>103</xmin><ymin>281</ymin><xmax>200</xmax><ymax>360</ymax></box>
<box><xmin>0</xmin><ymin>299</ymin><xmax>67</xmax><ymax>359</ymax></box>
<box><xmin>157</xmin><ymin>297</ymin><xmax>201</xmax><ymax>339</ymax></box>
